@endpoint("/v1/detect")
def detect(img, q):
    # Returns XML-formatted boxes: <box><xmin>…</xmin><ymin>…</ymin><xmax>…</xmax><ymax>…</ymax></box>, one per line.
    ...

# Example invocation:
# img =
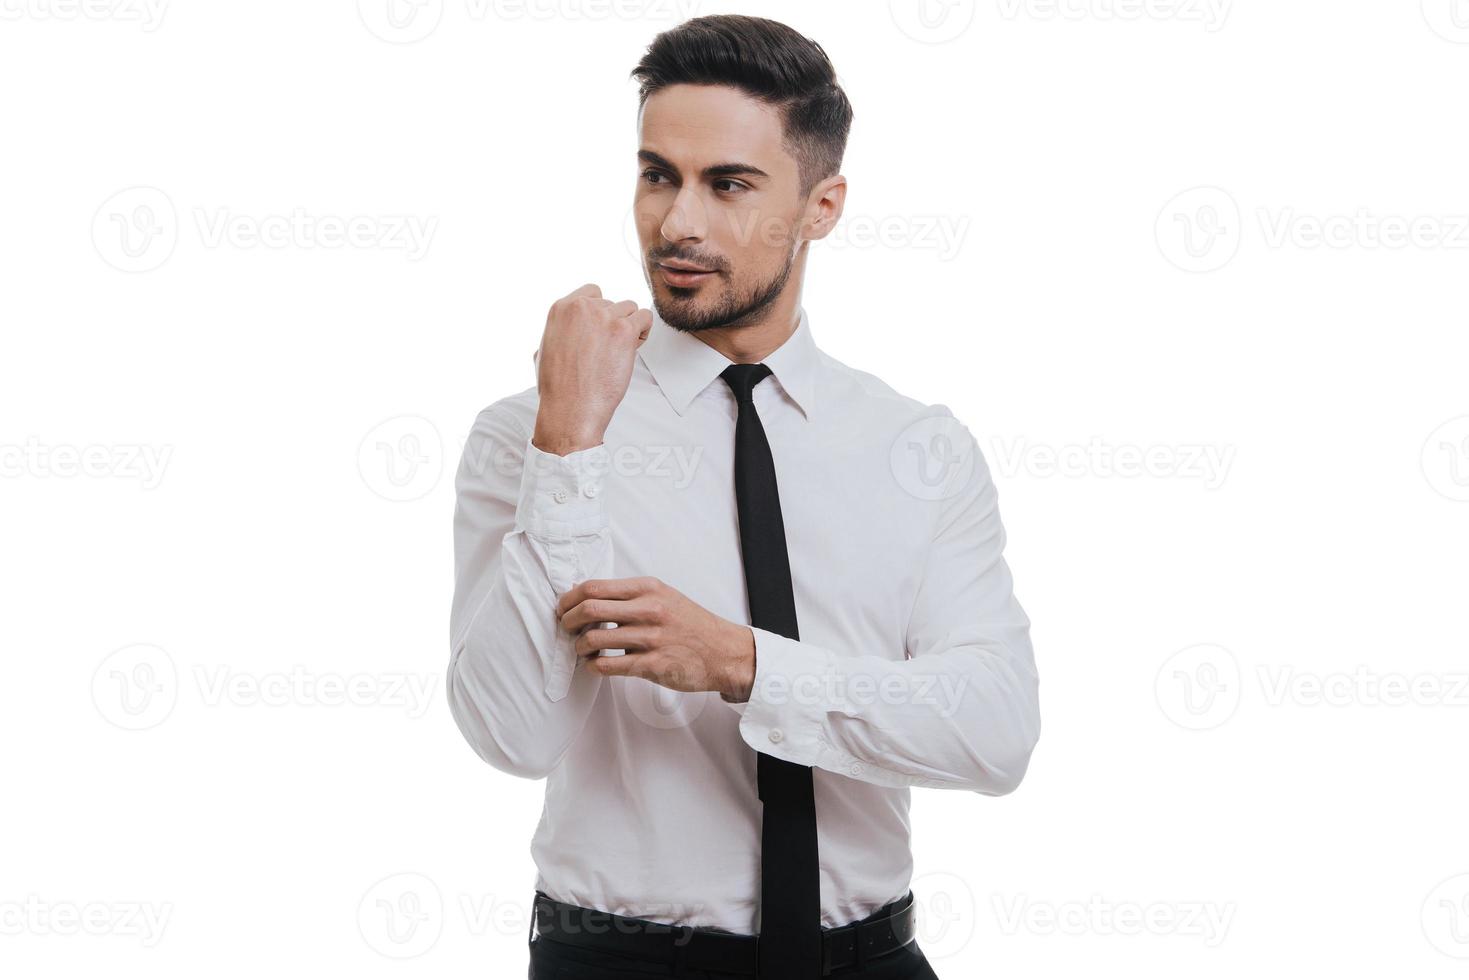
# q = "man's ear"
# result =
<box><xmin>803</xmin><ymin>174</ymin><xmax>847</xmax><ymax>242</ymax></box>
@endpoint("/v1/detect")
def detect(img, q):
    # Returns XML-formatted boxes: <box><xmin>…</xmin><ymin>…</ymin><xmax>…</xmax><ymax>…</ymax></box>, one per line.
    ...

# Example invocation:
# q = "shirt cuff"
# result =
<box><xmin>734</xmin><ymin>627</ymin><xmax>837</xmax><ymax>765</ymax></box>
<box><xmin>514</xmin><ymin>436</ymin><xmax>609</xmax><ymax>538</ymax></box>
<box><xmin>736</xmin><ymin>629</ymin><xmax>897</xmax><ymax>783</ymax></box>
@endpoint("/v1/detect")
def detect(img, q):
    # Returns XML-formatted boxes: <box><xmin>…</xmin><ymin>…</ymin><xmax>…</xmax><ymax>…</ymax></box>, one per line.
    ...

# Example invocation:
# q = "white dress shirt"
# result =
<box><xmin>448</xmin><ymin>306</ymin><xmax>1041</xmax><ymax>934</ymax></box>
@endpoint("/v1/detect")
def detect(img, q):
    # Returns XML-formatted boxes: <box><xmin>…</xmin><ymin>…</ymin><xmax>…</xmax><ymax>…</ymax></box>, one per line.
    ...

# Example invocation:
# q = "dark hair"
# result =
<box><xmin>630</xmin><ymin>15</ymin><xmax>853</xmax><ymax>199</ymax></box>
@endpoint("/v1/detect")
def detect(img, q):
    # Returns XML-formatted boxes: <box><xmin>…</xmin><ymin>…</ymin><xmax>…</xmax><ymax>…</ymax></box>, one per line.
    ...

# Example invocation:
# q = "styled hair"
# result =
<box><xmin>630</xmin><ymin>15</ymin><xmax>853</xmax><ymax>198</ymax></box>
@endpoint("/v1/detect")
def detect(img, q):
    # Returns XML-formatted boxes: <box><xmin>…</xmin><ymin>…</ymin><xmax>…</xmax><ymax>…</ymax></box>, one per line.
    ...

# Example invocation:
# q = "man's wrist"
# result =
<box><xmin>532</xmin><ymin>411</ymin><xmax>604</xmax><ymax>456</ymax></box>
<box><xmin>531</xmin><ymin>430</ymin><xmax>603</xmax><ymax>456</ymax></box>
<box><xmin>720</xmin><ymin>625</ymin><xmax>757</xmax><ymax>703</ymax></box>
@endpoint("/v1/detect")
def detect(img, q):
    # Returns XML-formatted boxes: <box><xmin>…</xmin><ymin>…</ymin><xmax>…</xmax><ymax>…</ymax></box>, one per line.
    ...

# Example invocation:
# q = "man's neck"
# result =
<box><xmin>691</xmin><ymin>293</ymin><xmax>802</xmax><ymax>365</ymax></box>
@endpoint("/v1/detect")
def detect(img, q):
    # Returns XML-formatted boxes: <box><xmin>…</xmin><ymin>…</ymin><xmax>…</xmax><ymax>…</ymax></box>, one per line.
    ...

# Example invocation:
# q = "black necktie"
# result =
<box><xmin>720</xmin><ymin>362</ymin><xmax>822</xmax><ymax>978</ymax></box>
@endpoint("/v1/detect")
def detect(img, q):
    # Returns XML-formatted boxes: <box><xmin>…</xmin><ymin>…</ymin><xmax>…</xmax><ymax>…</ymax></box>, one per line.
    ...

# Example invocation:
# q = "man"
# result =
<box><xmin>448</xmin><ymin>14</ymin><xmax>1041</xmax><ymax>979</ymax></box>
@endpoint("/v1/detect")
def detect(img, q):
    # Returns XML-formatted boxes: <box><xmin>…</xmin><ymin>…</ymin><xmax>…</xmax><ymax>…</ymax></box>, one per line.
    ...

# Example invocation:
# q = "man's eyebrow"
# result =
<box><xmin>638</xmin><ymin>150</ymin><xmax>770</xmax><ymax>181</ymax></box>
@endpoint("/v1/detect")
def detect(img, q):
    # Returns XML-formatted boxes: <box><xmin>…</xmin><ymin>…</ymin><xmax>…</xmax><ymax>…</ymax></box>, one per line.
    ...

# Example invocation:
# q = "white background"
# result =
<box><xmin>3</xmin><ymin>1</ymin><xmax>1467</xmax><ymax>977</ymax></box>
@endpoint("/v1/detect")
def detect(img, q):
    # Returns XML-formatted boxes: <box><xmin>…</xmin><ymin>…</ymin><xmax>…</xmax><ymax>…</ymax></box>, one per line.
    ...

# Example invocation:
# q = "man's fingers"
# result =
<box><xmin>576</xmin><ymin>627</ymin><xmax>657</xmax><ymax>656</ymax></box>
<box><xmin>560</xmin><ymin>597</ymin><xmax>659</xmax><ymax>633</ymax></box>
<box><xmin>568</xmin><ymin>283</ymin><xmax>602</xmax><ymax>300</ymax></box>
<box><xmin>585</xmin><ymin>649</ymin><xmax>713</xmax><ymax>692</ymax></box>
<box><xmin>626</xmin><ymin>307</ymin><xmax>653</xmax><ymax>342</ymax></box>
<box><xmin>585</xmin><ymin>649</ymin><xmax>660</xmax><ymax>680</ymax></box>
<box><xmin>556</xmin><ymin>577</ymin><xmax>659</xmax><ymax>617</ymax></box>
<box><xmin>607</xmin><ymin>299</ymin><xmax>639</xmax><ymax>319</ymax></box>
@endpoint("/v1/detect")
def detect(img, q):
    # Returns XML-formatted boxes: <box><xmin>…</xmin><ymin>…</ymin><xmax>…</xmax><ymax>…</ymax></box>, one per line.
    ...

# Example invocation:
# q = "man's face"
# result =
<box><xmin>634</xmin><ymin>84</ymin><xmax>807</xmax><ymax>332</ymax></box>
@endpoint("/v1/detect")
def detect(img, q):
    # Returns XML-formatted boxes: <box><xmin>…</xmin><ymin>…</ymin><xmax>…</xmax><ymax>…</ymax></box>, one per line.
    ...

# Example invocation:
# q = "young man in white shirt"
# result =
<box><xmin>449</xmin><ymin>14</ymin><xmax>1041</xmax><ymax>979</ymax></box>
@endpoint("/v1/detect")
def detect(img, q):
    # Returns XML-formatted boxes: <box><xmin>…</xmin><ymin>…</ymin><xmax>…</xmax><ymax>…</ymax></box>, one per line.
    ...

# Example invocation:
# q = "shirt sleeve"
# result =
<box><xmin>446</xmin><ymin>406</ymin><xmax>613</xmax><ymax>779</ymax></box>
<box><xmin>724</xmin><ymin>421</ymin><xmax>1041</xmax><ymax>795</ymax></box>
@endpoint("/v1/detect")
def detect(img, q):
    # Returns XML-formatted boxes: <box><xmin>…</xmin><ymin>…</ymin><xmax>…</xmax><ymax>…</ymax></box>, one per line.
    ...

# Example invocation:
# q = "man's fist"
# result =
<box><xmin>556</xmin><ymin>577</ymin><xmax>757</xmax><ymax>703</ymax></box>
<box><xmin>532</xmin><ymin>284</ymin><xmax>652</xmax><ymax>456</ymax></box>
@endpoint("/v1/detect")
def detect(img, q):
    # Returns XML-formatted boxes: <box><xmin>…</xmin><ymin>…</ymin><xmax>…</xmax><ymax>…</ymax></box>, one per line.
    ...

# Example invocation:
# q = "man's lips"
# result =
<box><xmin>658</xmin><ymin>262</ymin><xmax>717</xmax><ymax>286</ymax></box>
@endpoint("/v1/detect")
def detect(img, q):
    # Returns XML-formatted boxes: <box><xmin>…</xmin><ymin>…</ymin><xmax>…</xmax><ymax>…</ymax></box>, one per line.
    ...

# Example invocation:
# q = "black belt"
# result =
<box><xmin>531</xmin><ymin>889</ymin><xmax>917</xmax><ymax>976</ymax></box>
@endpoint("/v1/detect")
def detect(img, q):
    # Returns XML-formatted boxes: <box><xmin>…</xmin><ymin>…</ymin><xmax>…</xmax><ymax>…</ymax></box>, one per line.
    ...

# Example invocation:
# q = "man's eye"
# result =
<box><xmin>642</xmin><ymin>169</ymin><xmax>670</xmax><ymax>186</ymax></box>
<box><xmin>713</xmin><ymin>179</ymin><xmax>747</xmax><ymax>195</ymax></box>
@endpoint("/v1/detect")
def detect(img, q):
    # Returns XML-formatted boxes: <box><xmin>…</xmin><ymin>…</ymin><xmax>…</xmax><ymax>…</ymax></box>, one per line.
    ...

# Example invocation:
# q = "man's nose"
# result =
<box><xmin>659</xmin><ymin>187</ymin><xmax>708</xmax><ymax>242</ymax></box>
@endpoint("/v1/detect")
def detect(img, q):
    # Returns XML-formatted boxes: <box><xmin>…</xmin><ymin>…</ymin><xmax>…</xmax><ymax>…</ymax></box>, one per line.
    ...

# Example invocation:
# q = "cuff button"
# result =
<box><xmin>552</xmin><ymin>488</ymin><xmax>569</xmax><ymax>504</ymax></box>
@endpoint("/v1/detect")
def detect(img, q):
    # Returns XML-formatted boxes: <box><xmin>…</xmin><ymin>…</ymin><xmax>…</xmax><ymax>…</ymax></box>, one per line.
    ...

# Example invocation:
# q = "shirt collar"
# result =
<box><xmin>638</xmin><ymin>306</ymin><xmax>819</xmax><ymax>420</ymax></box>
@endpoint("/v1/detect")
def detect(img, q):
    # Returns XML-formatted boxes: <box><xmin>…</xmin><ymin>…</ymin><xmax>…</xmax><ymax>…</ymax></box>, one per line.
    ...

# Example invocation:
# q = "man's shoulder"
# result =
<box><xmin>820</xmin><ymin>349</ymin><xmax>961</xmax><ymax>428</ymax></box>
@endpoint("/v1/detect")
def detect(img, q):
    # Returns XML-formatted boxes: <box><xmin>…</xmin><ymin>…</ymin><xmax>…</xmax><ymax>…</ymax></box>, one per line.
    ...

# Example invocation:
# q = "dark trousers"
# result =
<box><xmin>527</xmin><ymin>900</ymin><xmax>942</xmax><ymax>980</ymax></box>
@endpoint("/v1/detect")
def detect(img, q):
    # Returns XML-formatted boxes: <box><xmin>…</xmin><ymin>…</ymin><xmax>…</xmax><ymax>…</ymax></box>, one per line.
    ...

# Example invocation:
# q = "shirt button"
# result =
<box><xmin>552</xmin><ymin>488</ymin><xmax>568</xmax><ymax>504</ymax></box>
<box><xmin>848</xmin><ymin>763</ymin><xmax>864</xmax><ymax>777</ymax></box>
<box><xmin>768</xmin><ymin>728</ymin><xmax>784</xmax><ymax>744</ymax></box>
<box><xmin>583</xmin><ymin>484</ymin><xmax>600</xmax><ymax>498</ymax></box>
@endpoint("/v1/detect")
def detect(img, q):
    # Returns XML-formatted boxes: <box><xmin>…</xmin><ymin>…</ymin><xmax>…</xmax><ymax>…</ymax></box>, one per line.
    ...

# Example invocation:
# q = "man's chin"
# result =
<box><xmin>652</xmin><ymin>294</ymin><xmax>721</xmax><ymax>333</ymax></box>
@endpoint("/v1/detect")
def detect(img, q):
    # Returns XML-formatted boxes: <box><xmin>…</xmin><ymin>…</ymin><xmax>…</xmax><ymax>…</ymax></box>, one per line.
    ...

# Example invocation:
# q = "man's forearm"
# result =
<box><xmin>448</xmin><ymin>410</ymin><xmax>612</xmax><ymax>778</ymax></box>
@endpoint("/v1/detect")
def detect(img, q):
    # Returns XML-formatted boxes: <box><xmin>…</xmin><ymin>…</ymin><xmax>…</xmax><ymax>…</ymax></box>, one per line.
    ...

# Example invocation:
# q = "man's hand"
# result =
<box><xmin>556</xmin><ymin>577</ymin><xmax>756</xmax><ymax>702</ymax></box>
<box><xmin>533</xmin><ymin>284</ymin><xmax>653</xmax><ymax>456</ymax></box>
